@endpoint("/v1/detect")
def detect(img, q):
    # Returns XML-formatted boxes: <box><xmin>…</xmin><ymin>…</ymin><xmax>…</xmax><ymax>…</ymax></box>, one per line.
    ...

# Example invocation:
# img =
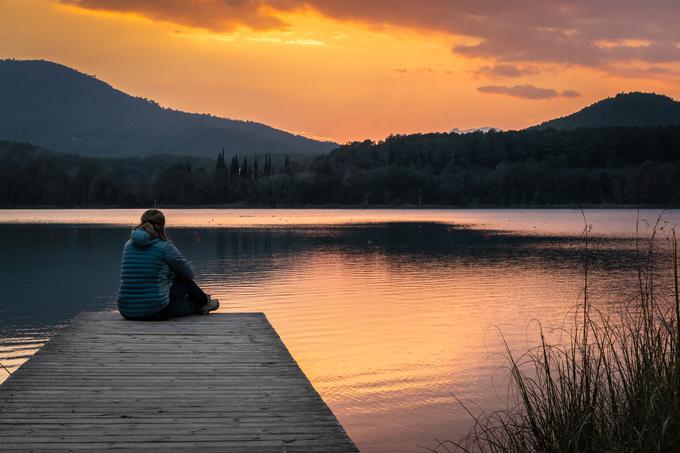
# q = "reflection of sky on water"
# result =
<box><xmin>0</xmin><ymin>209</ymin><xmax>676</xmax><ymax>452</ymax></box>
<box><xmin>0</xmin><ymin>208</ymin><xmax>676</xmax><ymax>237</ymax></box>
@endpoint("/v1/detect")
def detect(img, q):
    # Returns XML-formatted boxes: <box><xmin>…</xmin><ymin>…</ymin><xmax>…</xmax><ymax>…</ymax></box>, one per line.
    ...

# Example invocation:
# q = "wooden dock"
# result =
<box><xmin>0</xmin><ymin>311</ymin><xmax>358</xmax><ymax>452</ymax></box>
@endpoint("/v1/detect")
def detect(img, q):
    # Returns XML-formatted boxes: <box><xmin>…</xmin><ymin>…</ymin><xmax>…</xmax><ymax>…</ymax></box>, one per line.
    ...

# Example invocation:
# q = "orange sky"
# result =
<box><xmin>2</xmin><ymin>0</ymin><xmax>680</xmax><ymax>143</ymax></box>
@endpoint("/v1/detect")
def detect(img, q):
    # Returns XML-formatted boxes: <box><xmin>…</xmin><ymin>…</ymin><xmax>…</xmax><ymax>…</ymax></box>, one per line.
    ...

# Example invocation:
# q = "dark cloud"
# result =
<box><xmin>61</xmin><ymin>0</ymin><xmax>287</xmax><ymax>32</ymax></box>
<box><xmin>61</xmin><ymin>1</ymin><xmax>680</xmax><ymax>67</ymax></box>
<box><xmin>477</xmin><ymin>84</ymin><xmax>581</xmax><ymax>100</ymax></box>
<box><xmin>301</xmin><ymin>1</ymin><xmax>680</xmax><ymax>66</ymax></box>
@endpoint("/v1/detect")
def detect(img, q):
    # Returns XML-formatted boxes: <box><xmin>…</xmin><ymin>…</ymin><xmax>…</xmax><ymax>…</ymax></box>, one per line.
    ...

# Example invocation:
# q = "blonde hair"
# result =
<box><xmin>135</xmin><ymin>209</ymin><xmax>168</xmax><ymax>240</ymax></box>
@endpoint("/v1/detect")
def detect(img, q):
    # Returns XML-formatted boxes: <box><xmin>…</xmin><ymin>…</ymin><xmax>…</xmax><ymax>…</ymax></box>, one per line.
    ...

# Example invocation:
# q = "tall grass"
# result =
<box><xmin>436</xmin><ymin>220</ymin><xmax>680</xmax><ymax>453</ymax></box>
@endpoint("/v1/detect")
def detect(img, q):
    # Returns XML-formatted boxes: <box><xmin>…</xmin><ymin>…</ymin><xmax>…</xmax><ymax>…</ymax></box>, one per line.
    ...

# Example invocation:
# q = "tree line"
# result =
<box><xmin>1</xmin><ymin>125</ymin><xmax>680</xmax><ymax>207</ymax></box>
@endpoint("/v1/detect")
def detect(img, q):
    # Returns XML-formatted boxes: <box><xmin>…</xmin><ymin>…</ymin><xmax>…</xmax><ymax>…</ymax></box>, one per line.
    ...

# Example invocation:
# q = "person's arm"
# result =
<box><xmin>164</xmin><ymin>241</ymin><xmax>195</xmax><ymax>281</ymax></box>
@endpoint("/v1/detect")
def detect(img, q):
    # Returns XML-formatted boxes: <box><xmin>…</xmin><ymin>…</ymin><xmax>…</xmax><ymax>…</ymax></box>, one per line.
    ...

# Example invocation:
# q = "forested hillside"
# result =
<box><xmin>0</xmin><ymin>59</ymin><xmax>336</xmax><ymax>158</ymax></box>
<box><xmin>534</xmin><ymin>92</ymin><xmax>680</xmax><ymax>130</ymax></box>
<box><xmin>312</xmin><ymin>127</ymin><xmax>680</xmax><ymax>205</ymax></box>
<box><xmin>2</xmin><ymin>125</ymin><xmax>679</xmax><ymax>207</ymax></box>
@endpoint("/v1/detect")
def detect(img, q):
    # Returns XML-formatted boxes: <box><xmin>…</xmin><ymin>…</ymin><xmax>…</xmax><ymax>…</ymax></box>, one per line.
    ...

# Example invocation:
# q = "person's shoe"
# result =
<box><xmin>199</xmin><ymin>297</ymin><xmax>220</xmax><ymax>315</ymax></box>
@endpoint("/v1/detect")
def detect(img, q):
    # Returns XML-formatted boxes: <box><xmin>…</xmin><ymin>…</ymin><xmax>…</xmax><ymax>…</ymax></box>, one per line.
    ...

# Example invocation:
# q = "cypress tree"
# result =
<box><xmin>283</xmin><ymin>155</ymin><xmax>291</xmax><ymax>174</ymax></box>
<box><xmin>216</xmin><ymin>148</ymin><xmax>226</xmax><ymax>172</ymax></box>
<box><xmin>242</xmin><ymin>157</ymin><xmax>249</xmax><ymax>179</ymax></box>
<box><xmin>230</xmin><ymin>155</ymin><xmax>239</xmax><ymax>177</ymax></box>
<box><xmin>264</xmin><ymin>154</ymin><xmax>271</xmax><ymax>176</ymax></box>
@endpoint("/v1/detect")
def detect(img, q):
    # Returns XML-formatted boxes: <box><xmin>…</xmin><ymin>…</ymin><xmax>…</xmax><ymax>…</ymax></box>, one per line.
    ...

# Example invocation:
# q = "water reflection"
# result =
<box><xmin>0</xmin><ymin>208</ymin><xmax>676</xmax><ymax>237</ymax></box>
<box><xmin>0</xmin><ymin>214</ymin><xmax>676</xmax><ymax>452</ymax></box>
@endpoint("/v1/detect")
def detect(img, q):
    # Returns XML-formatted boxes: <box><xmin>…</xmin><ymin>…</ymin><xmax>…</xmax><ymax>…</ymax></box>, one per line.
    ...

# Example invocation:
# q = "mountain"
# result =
<box><xmin>533</xmin><ymin>92</ymin><xmax>680</xmax><ymax>130</ymax></box>
<box><xmin>451</xmin><ymin>127</ymin><xmax>500</xmax><ymax>134</ymax></box>
<box><xmin>0</xmin><ymin>59</ymin><xmax>337</xmax><ymax>158</ymax></box>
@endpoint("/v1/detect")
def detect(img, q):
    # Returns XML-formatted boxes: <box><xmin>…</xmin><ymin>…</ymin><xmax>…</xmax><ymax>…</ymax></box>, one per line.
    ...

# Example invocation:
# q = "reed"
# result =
<box><xmin>435</xmin><ymin>220</ymin><xmax>680</xmax><ymax>453</ymax></box>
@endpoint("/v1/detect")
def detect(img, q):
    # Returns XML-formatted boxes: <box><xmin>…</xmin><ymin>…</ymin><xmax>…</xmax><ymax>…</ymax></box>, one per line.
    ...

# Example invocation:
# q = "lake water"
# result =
<box><xmin>0</xmin><ymin>209</ymin><xmax>677</xmax><ymax>452</ymax></box>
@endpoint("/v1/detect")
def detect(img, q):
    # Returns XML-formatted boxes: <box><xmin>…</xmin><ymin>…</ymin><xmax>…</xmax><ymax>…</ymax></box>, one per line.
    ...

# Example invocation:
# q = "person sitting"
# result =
<box><xmin>117</xmin><ymin>209</ymin><xmax>219</xmax><ymax>320</ymax></box>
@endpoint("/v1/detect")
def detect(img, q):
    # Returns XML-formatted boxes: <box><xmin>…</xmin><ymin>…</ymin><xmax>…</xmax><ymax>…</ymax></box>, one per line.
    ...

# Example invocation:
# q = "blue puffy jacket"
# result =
<box><xmin>117</xmin><ymin>229</ymin><xmax>194</xmax><ymax>318</ymax></box>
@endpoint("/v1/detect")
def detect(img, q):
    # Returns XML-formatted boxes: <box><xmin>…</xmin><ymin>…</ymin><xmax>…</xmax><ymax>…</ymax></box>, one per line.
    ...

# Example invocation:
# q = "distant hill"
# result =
<box><xmin>533</xmin><ymin>92</ymin><xmax>680</xmax><ymax>130</ymax></box>
<box><xmin>0</xmin><ymin>59</ymin><xmax>337</xmax><ymax>158</ymax></box>
<box><xmin>450</xmin><ymin>126</ymin><xmax>500</xmax><ymax>134</ymax></box>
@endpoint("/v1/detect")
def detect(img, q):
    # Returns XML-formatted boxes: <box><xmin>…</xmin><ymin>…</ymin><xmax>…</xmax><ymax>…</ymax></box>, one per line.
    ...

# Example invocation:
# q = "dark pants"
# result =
<box><xmin>125</xmin><ymin>279</ymin><xmax>209</xmax><ymax>321</ymax></box>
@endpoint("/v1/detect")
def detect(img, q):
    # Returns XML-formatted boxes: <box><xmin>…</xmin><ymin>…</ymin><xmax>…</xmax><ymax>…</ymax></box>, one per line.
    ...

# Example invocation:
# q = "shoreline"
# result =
<box><xmin>0</xmin><ymin>204</ymin><xmax>675</xmax><ymax>210</ymax></box>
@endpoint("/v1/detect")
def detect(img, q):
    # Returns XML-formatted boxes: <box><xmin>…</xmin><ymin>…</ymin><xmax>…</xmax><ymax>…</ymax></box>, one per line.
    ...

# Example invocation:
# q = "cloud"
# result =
<box><xmin>60</xmin><ymin>0</ymin><xmax>287</xmax><ymax>32</ymax></box>
<box><xmin>299</xmin><ymin>1</ymin><xmax>680</xmax><ymax>67</ymax></box>
<box><xmin>392</xmin><ymin>67</ymin><xmax>450</xmax><ymax>76</ymax></box>
<box><xmin>604</xmin><ymin>64</ymin><xmax>680</xmax><ymax>79</ymax></box>
<box><xmin>475</xmin><ymin>64</ymin><xmax>539</xmax><ymax>78</ymax></box>
<box><xmin>454</xmin><ymin>32</ymin><xmax>680</xmax><ymax>67</ymax></box>
<box><xmin>477</xmin><ymin>84</ymin><xmax>581</xmax><ymax>100</ymax></box>
<box><xmin>60</xmin><ymin>1</ymin><xmax>680</xmax><ymax>68</ymax></box>
<box><xmin>560</xmin><ymin>90</ymin><xmax>581</xmax><ymax>98</ymax></box>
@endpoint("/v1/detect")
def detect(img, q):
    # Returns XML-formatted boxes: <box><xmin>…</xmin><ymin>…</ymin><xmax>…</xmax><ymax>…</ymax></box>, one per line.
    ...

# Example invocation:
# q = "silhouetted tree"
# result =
<box><xmin>230</xmin><ymin>155</ymin><xmax>239</xmax><ymax>177</ymax></box>
<box><xmin>215</xmin><ymin>148</ymin><xmax>226</xmax><ymax>172</ymax></box>
<box><xmin>263</xmin><ymin>154</ymin><xmax>272</xmax><ymax>177</ymax></box>
<box><xmin>242</xmin><ymin>157</ymin><xmax>250</xmax><ymax>179</ymax></box>
<box><xmin>283</xmin><ymin>155</ymin><xmax>291</xmax><ymax>175</ymax></box>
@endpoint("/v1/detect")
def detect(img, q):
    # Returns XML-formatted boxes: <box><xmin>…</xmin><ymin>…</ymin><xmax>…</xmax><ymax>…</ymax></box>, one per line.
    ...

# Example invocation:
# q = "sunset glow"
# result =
<box><xmin>2</xmin><ymin>0</ymin><xmax>680</xmax><ymax>142</ymax></box>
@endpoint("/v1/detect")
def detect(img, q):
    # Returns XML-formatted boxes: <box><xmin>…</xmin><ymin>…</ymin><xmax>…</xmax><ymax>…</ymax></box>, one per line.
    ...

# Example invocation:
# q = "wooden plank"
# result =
<box><xmin>0</xmin><ymin>311</ymin><xmax>358</xmax><ymax>452</ymax></box>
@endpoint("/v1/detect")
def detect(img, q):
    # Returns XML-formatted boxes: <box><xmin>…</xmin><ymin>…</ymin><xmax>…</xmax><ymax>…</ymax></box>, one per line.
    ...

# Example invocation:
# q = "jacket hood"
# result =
<box><xmin>130</xmin><ymin>228</ymin><xmax>158</xmax><ymax>248</ymax></box>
